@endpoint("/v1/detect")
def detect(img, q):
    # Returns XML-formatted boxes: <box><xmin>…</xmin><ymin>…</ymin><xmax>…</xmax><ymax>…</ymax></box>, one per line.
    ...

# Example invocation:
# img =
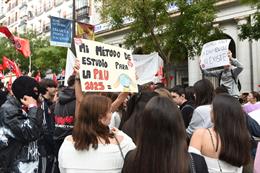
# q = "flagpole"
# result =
<box><xmin>29</xmin><ymin>55</ymin><xmax>32</xmax><ymax>76</ymax></box>
<box><xmin>70</xmin><ymin>0</ymin><xmax>76</xmax><ymax>56</ymax></box>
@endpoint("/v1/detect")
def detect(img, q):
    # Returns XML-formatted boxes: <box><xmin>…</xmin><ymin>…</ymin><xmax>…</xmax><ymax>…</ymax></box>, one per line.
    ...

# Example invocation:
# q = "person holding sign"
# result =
<box><xmin>58</xmin><ymin>94</ymin><xmax>136</xmax><ymax>173</ymax></box>
<box><xmin>201</xmin><ymin>50</ymin><xmax>243</xmax><ymax>98</ymax></box>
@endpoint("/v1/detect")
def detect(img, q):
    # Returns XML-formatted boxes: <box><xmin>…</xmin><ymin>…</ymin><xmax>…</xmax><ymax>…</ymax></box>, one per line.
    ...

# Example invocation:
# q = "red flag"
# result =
<box><xmin>12</xmin><ymin>61</ymin><xmax>22</xmax><ymax>77</ymax></box>
<box><xmin>155</xmin><ymin>66</ymin><xmax>163</xmax><ymax>77</ymax></box>
<box><xmin>34</xmin><ymin>71</ymin><xmax>41</xmax><ymax>82</ymax></box>
<box><xmin>2</xmin><ymin>56</ymin><xmax>15</xmax><ymax>70</ymax></box>
<box><xmin>53</xmin><ymin>73</ymin><xmax>58</xmax><ymax>85</ymax></box>
<box><xmin>13</xmin><ymin>36</ymin><xmax>31</xmax><ymax>58</ymax></box>
<box><xmin>0</xmin><ymin>26</ymin><xmax>31</xmax><ymax>58</ymax></box>
<box><xmin>2</xmin><ymin>56</ymin><xmax>22</xmax><ymax>77</ymax></box>
<box><xmin>0</xmin><ymin>26</ymin><xmax>13</xmax><ymax>39</ymax></box>
<box><xmin>0</xmin><ymin>71</ymin><xmax>4</xmax><ymax>79</ymax></box>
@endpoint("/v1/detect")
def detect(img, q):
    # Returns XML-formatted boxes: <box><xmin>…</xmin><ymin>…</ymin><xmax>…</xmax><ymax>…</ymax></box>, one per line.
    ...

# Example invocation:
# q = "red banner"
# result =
<box><xmin>13</xmin><ymin>36</ymin><xmax>31</xmax><ymax>58</ymax></box>
<box><xmin>2</xmin><ymin>56</ymin><xmax>22</xmax><ymax>77</ymax></box>
<box><xmin>0</xmin><ymin>26</ymin><xmax>13</xmax><ymax>39</ymax></box>
<box><xmin>0</xmin><ymin>26</ymin><xmax>31</xmax><ymax>58</ymax></box>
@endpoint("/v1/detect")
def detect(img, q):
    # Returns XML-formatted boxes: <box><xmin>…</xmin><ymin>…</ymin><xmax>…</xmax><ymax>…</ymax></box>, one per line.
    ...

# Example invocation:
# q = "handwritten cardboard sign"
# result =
<box><xmin>74</xmin><ymin>38</ymin><xmax>138</xmax><ymax>92</ymax></box>
<box><xmin>200</xmin><ymin>39</ymin><xmax>231</xmax><ymax>70</ymax></box>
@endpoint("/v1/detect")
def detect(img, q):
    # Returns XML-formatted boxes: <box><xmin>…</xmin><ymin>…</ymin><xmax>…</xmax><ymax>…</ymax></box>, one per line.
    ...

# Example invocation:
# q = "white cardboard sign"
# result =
<box><xmin>74</xmin><ymin>38</ymin><xmax>138</xmax><ymax>92</ymax></box>
<box><xmin>200</xmin><ymin>39</ymin><xmax>231</xmax><ymax>70</ymax></box>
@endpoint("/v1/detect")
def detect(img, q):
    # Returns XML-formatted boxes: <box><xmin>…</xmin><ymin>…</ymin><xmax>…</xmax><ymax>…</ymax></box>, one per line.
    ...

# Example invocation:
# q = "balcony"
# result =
<box><xmin>18</xmin><ymin>20</ymin><xmax>27</xmax><ymax>27</ymax></box>
<box><xmin>0</xmin><ymin>14</ymin><xmax>5</xmax><ymax>20</ymax></box>
<box><xmin>76</xmin><ymin>5</ymin><xmax>90</xmax><ymax>22</ymax></box>
<box><xmin>44</xmin><ymin>2</ymin><xmax>52</xmax><ymax>12</ymax></box>
<box><xmin>35</xmin><ymin>8</ymin><xmax>44</xmax><ymax>16</ymax></box>
<box><xmin>19</xmin><ymin>2</ymin><xmax>27</xmax><ymax>9</ymax></box>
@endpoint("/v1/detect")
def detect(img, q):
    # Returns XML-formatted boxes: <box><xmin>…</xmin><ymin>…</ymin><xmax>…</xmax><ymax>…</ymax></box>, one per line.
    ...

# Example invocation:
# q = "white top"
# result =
<box><xmin>189</xmin><ymin>146</ymin><xmax>243</xmax><ymax>173</ymax></box>
<box><xmin>58</xmin><ymin>131</ymin><xmax>136</xmax><ymax>173</ymax></box>
<box><xmin>109</xmin><ymin>112</ymin><xmax>121</xmax><ymax>129</ymax></box>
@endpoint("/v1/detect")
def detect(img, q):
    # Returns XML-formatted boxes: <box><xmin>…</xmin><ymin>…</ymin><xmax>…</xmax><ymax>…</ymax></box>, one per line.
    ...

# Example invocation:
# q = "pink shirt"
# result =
<box><xmin>243</xmin><ymin>102</ymin><xmax>260</xmax><ymax>114</ymax></box>
<box><xmin>254</xmin><ymin>143</ymin><xmax>260</xmax><ymax>173</ymax></box>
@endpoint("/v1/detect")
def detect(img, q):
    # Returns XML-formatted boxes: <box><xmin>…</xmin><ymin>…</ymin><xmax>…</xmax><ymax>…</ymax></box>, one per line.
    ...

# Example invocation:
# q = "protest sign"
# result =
<box><xmin>74</xmin><ymin>38</ymin><xmax>138</xmax><ymax>92</ymax></box>
<box><xmin>133</xmin><ymin>52</ymin><xmax>164</xmax><ymax>85</ymax></box>
<box><xmin>50</xmin><ymin>16</ymin><xmax>72</xmax><ymax>47</ymax></box>
<box><xmin>200</xmin><ymin>39</ymin><xmax>231</xmax><ymax>70</ymax></box>
<box><xmin>64</xmin><ymin>48</ymin><xmax>76</xmax><ymax>86</ymax></box>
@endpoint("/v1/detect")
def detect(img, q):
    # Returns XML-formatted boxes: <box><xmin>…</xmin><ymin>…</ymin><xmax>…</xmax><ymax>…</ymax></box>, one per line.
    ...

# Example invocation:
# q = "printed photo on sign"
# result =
<box><xmin>200</xmin><ymin>39</ymin><xmax>231</xmax><ymax>70</ymax></box>
<box><xmin>74</xmin><ymin>38</ymin><xmax>138</xmax><ymax>93</ymax></box>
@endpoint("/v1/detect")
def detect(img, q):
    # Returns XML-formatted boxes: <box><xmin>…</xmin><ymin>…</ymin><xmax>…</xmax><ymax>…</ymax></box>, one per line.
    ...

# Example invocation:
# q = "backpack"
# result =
<box><xmin>218</xmin><ymin>69</ymin><xmax>241</xmax><ymax>91</ymax></box>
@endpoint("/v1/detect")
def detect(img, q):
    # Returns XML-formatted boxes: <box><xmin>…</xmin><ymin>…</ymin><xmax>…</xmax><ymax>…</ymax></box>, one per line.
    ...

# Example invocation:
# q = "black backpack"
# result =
<box><xmin>219</xmin><ymin>69</ymin><xmax>241</xmax><ymax>91</ymax></box>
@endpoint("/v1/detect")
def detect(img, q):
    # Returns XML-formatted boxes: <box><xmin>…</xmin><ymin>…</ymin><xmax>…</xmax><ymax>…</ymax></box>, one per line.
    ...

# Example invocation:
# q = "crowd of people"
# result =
<box><xmin>0</xmin><ymin>55</ymin><xmax>260</xmax><ymax>173</ymax></box>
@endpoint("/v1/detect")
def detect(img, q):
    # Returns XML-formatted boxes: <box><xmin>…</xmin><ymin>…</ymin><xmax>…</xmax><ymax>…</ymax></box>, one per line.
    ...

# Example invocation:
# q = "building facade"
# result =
<box><xmin>1</xmin><ymin>0</ymin><xmax>259</xmax><ymax>92</ymax></box>
<box><xmin>0</xmin><ymin>0</ymin><xmax>92</xmax><ymax>36</ymax></box>
<box><xmin>93</xmin><ymin>0</ymin><xmax>260</xmax><ymax>92</ymax></box>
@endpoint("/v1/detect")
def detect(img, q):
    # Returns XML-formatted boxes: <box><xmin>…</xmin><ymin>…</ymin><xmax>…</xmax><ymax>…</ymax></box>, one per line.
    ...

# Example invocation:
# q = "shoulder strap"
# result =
<box><xmin>207</xmin><ymin>128</ymin><xmax>217</xmax><ymax>152</ymax></box>
<box><xmin>218</xmin><ymin>71</ymin><xmax>223</xmax><ymax>86</ymax></box>
<box><xmin>207</xmin><ymin>129</ymin><xmax>222</xmax><ymax>172</ymax></box>
<box><xmin>114</xmin><ymin>136</ymin><xmax>125</xmax><ymax>161</ymax></box>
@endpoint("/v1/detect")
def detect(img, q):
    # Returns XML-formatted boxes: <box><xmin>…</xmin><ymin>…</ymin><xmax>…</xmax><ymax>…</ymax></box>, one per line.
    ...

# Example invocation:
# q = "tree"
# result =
<box><xmin>239</xmin><ymin>0</ymin><xmax>260</xmax><ymax>40</ymax></box>
<box><xmin>0</xmin><ymin>31</ymin><xmax>67</xmax><ymax>76</ymax></box>
<box><xmin>97</xmin><ymin>0</ymin><xmax>223</xmax><ymax>84</ymax></box>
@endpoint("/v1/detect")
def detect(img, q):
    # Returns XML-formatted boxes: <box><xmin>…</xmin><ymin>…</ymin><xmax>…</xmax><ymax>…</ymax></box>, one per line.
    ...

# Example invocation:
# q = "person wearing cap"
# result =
<box><xmin>0</xmin><ymin>76</ymin><xmax>43</xmax><ymax>173</ymax></box>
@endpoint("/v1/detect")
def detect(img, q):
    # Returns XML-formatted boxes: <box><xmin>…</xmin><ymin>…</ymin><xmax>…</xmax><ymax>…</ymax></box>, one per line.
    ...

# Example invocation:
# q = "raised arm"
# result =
<box><xmin>230</xmin><ymin>58</ymin><xmax>243</xmax><ymax>78</ymax></box>
<box><xmin>74</xmin><ymin>59</ymin><xmax>83</xmax><ymax>119</ymax></box>
<box><xmin>111</xmin><ymin>92</ymin><xmax>129</xmax><ymax>113</ymax></box>
<box><xmin>201</xmin><ymin>67</ymin><xmax>222</xmax><ymax>78</ymax></box>
<box><xmin>3</xmin><ymin>96</ymin><xmax>43</xmax><ymax>143</ymax></box>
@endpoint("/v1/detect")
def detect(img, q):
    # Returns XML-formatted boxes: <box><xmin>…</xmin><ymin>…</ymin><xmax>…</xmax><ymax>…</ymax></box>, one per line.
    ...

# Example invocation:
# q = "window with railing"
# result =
<box><xmin>7</xmin><ymin>3</ymin><xmax>11</xmax><ymax>11</ymax></box>
<box><xmin>15</xmin><ymin>12</ymin><xmax>17</xmax><ymax>21</ymax></box>
<box><xmin>76</xmin><ymin>7</ymin><xmax>90</xmax><ymax>22</ymax></box>
<box><xmin>35</xmin><ymin>6</ymin><xmax>43</xmax><ymax>16</ymax></box>
<box><xmin>44</xmin><ymin>0</ymin><xmax>52</xmax><ymax>11</ymax></box>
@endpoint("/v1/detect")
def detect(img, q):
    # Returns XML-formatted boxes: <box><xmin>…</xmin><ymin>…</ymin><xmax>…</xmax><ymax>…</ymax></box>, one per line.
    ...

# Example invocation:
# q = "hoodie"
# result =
<box><xmin>53</xmin><ymin>87</ymin><xmax>76</xmax><ymax>142</ymax></box>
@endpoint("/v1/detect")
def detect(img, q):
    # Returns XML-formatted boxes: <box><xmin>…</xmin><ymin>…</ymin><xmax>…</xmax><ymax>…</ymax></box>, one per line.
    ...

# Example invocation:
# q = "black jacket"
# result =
<box><xmin>0</xmin><ymin>90</ymin><xmax>7</xmax><ymax>107</ymax></box>
<box><xmin>53</xmin><ymin>87</ymin><xmax>76</xmax><ymax>141</ymax></box>
<box><xmin>0</xmin><ymin>95</ymin><xmax>43</xmax><ymax>173</ymax></box>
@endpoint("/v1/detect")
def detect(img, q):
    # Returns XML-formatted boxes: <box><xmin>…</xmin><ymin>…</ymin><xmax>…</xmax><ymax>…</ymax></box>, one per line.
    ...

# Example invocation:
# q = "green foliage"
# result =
<box><xmin>97</xmin><ymin>0</ymin><xmax>222</xmax><ymax>63</ymax></box>
<box><xmin>239</xmin><ymin>0</ymin><xmax>260</xmax><ymax>40</ymax></box>
<box><xmin>0</xmin><ymin>31</ymin><xmax>67</xmax><ymax>76</ymax></box>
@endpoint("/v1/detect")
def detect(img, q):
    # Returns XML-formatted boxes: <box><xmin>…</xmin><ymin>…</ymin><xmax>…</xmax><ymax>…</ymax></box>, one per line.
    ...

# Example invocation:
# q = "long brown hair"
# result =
<box><xmin>213</xmin><ymin>94</ymin><xmax>251</xmax><ymax>167</ymax></box>
<box><xmin>72</xmin><ymin>94</ymin><xmax>113</xmax><ymax>150</ymax></box>
<box><xmin>134</xmin><ymin>96</ymin><xmax>189</xmax><ymax>173</ymax></box>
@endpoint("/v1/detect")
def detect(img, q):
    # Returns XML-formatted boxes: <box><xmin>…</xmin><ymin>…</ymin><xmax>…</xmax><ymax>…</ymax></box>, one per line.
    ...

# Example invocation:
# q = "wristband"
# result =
<box><xmin>28</xmin><ymin>104</ymin><xmax>37</xmax><ymax>109</ymax></box>
<box><xmin>75</xmin><ymin>77</ymin><xmax>80</xmax><ymax>81</ymax></box>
